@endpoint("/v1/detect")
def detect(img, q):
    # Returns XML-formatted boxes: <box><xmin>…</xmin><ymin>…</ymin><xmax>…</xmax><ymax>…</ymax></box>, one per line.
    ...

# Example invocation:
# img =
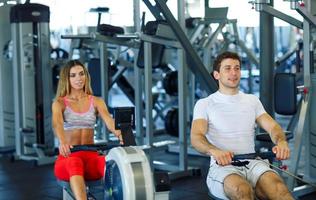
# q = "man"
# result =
<box><xmin>191</xmin><ymin>51</ymin><xmax>293</xmax><ymax>200</ymax></box>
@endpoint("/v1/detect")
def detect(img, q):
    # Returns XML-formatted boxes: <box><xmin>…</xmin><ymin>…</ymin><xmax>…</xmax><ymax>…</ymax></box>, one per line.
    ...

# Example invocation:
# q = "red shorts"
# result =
<box><xmin>54</xmin><ymin>151</ymin><xmax>105</xmax><ymax>181</ymax></box>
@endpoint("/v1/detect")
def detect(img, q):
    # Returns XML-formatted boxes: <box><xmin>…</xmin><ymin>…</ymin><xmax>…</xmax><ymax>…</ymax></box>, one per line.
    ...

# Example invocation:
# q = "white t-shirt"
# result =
<box><xmin>193</xmin><ymin>91</ymin><xmax>266</xmax><ymax>155</ymax></box>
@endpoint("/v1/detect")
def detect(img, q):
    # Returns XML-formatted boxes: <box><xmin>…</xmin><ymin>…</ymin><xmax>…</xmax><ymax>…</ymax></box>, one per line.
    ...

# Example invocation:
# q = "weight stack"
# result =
<box><xmin>10</xmin><ymin>3</ymin><xmax>54</xmax><ymax>156</ymax></box>
<box><xmin>0</xmin><ymin>3</ymin><xmax>15</xmax><ymax>148</ymax></box>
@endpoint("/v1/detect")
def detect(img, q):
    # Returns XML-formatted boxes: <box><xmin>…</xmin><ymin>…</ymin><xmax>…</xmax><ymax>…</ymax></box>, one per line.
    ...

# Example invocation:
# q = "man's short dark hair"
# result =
<box><xmin>213</xmin><ymin>51</ymin><xmax>241</xmax><ymax>72</ymax></box>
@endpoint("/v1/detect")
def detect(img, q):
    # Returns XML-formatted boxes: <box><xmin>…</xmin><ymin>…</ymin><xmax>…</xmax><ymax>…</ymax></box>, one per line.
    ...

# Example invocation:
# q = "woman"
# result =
<box><xmin>52</xmin><ymin>60</ymin><xmax>121</xmax><ymax>200</ymax></box>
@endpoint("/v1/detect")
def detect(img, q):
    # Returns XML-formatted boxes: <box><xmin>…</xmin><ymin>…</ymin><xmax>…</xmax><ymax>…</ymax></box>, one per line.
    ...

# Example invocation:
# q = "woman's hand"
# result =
<box><xmin>113</xmin><ymin>130</ymin><xmax>123</xmax><ymax>145</ymax></box>
<box><xmin>59</xmin><ymin>142</ymin><xmax>73</xmax><ymax>157</ymax></box>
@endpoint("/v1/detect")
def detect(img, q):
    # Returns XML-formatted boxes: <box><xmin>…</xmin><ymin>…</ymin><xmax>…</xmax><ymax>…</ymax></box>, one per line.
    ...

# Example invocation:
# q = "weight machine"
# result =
<box><xmin>0</xmin><ymin>2</ymin><xmax>15</xmax><ymax>153</ymax></box>
<box><xmin>10</xmin><ymin>3</ymin><xmax>55</xmax><ymax>165</ymax></box>
<box><xmin>250</xmin><ymin>0</ymin><xmax>316</xmax><ymax>198</ymax></box>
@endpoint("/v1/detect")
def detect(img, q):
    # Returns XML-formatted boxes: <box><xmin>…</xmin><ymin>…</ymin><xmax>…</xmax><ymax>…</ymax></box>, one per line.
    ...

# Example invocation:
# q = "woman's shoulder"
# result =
<box><xmin>91</xmin><ymin>95</ymin><xmax>99</xmax><ymax>101</ymax></box>
<box><xmin>52</xmin><ymin>97</ymin><xmax>66</xmax><ymax>109</ymax></box>
<box><xmin>90</xmin><ymin>95</ymin><xmax>105</xmax><ymax>105</ymax></box>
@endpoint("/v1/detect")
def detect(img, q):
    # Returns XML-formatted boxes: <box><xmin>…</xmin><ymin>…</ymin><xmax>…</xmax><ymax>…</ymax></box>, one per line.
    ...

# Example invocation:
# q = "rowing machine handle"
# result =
<box><xmin>70</xmin><ymin>144</ymin><xmax>117</xmax><ymax>153</ymax></box>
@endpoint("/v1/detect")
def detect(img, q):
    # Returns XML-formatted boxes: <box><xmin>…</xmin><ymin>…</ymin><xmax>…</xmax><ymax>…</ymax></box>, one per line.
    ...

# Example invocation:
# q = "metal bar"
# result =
<box><xmin>296</xmin><ymin>3</ymin><xmax>316</xmax><ymax>27</ymax></box>
<box><xmin>153</xmin><ymin>0</ymin><xmax>218</xmax><ymax>94</ymax></box>
<box><xmin>61</xmin><ymin>34</ymin><xmax>95</xmax><ymax>40</ymax></box>
<box><xmin>142</xmin><ymin>0</ymin><xmax>165</xmax><ymax>20</ymax></box>
<box><xmin>286</xmin><ymin>98</ymin><xmax>302</xmax><ymax>132</ymax></box>
<box><xmin>110</xmin><ymin>67</ymin><xmax>127</xmax><ymax>88</ymax></box>
<box><xmin>204</xmin><ymin>0</ymin><xmax>209</xmax><ymax>8</ymax></box>
<box><xmin>286</xmin><ymin>19</ymin><xmax>312</xmax><ymax>188</ymax></box>
<box><xmin>262</xmin><ymin>4</ymin><xmax>303</xmax><ymax>29</ymax></box>
<box><xmin>144</xmin><ymin>41</ymin><xmax>153</xmax><ymax>147</ymax></box>
<box><xmin>133</xmin><ymin>0</ymin><xmax>141</xmax><ymax>33</ymax></box>
<box><xmin>203</xmin><ymin>22</ymin><xmax>226</xmax><ymax>48</ymax></box>
<box><xmin>231</xmin><ymin>20</ymin><xmax>240</xmax><ymax>42</ymax></box>
<box><xmin>178</xmin><ymin>0</ymin><xmax>185</xmax><ymax>29</ymax></box>
<box><xmin>134</xmin><ymin>58</ymin><xmax>144</xmax><ymax>145</ymax></box>
<box><xmin>293</xmin><ymin>185</ymin><xmax>316</xmax><ymax>198</ymax></box>
<box><xmin>33</xmin><ymin>22</ymin><xmax>44</xmax><ymax>144</ymax></box>
<box><xmin>99</xmin><ymin>43</ymin><xmax>109</xmax><ymax>103</ymax></box>
<box><xmin>12</xmin><ymin>24</ymin><xmax>23</xmax><ymax>156</ymax></box>
<box><xmin>302</xmin><ymin>16</ymin><xmax>313</xmax><ymax>184</ymax></box>
<box><xmin>189</xmin><ymin>24</ymin><xmax>204</xmax><ymax>44</ymax></box>
<box><xmin>177</xmin><ymin>0</ymin><xmax>187</xmax><ymax>171</ymax></box>
<box><xmin>95</xmin><ymin>34</ymin><xmax>139</xmax><ymax>48</ymax></box>
<box><xmin>259</xmin><ymin>0</ymin><xmax>275</xmax><ymax>116</ymax></box>
<box><xmin>61</xmin><ymin>33</ymin><xmax>139</xmax><ymax>48</ymax></box>
<box><xmin>139</xmin><ymin>33</ymin><xmax>181</xmax><ymax>48</ymax></box>
<box><xmin>144</xmin><ymin>41</ymin><xmax>153</xmax><ymax>168</ymax></box>
<box><xmin>116</xmin><ymin>58</ymin><xmax>134</xmax><ymax>68</ymax></box>
<box><xmin>133</xmin><ymin>0</ymin><xmax>143</xmax><ymax>145</ymax></box>
<box><xmin>99</xmin><ymin>42</ymin><xmax>109</xmax><ymax>141</ymax></box>
<box><xmin>238</xmin><ymin>39</ymin><xmax>259</xmax><ymax>66</ymax></box>
<box><xmin>306</xmin><ymin>74</ymin><xmax>316</xmax><ymax>182</ymax></box>
<box><xmin>275</xmin><ymin>45</ymin><xmax>297</xmax><ymax>67</ymax></box>
<box><xmin>287</xmin><ymin>94</ymin><xmax>309</xmax><ymax>189</ymax></box>
<box><xmin>178</xmin><ymin>48</ymin><xmax>188</xmax><ymax>171</ymax></box>
<box><xmin>303</xmin><ymin>20</ymin><xmax>311</xmax><ymax>88</ymax></box>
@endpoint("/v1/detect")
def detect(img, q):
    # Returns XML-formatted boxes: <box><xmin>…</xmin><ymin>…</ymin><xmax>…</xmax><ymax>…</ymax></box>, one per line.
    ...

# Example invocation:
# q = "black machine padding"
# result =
<box><xmin>97</xmin><ymin>24</ymin><xmax>124</xmax><ymax>37</ymax></box>
<box><xmin>274</xmin><ymin>73</ymin><xmax>297</xmax><ymax>115</ymax></box>
<box><xmin>137</xmin><ymin>20</ymin><xmax>167</xmax><ymax>68</ymax></box>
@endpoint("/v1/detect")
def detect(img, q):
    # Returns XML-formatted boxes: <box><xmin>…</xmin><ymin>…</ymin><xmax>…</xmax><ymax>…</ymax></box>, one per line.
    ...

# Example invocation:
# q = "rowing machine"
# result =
<box><xmin>57</xmin><ymin>107</ymin><xmax>170</xmax><ymax>199</ymax></box>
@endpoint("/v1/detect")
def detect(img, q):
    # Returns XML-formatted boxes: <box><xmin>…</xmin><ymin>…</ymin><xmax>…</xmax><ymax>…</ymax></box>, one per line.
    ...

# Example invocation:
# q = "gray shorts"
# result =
<box><xmin>206</xmin><ymin>159</ymin><xmax>277</xmax><ymax>200</ymax></box>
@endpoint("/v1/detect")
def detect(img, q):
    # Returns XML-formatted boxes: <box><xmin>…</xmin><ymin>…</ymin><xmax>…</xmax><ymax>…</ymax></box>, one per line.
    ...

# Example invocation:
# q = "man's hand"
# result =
<box><xmin>212</xmin><ymin>149</ymin><xmax>234</xmax><ymax>166</ymax></box>
<box><xmin>272</xmin><ymin>140</ymin><xmax>290</xmax><ymax>160</ymax></box>
<box><xmin>59</xmin><ymin>143</ymin><xmax>73</xmax><ymax>157</ymax></box>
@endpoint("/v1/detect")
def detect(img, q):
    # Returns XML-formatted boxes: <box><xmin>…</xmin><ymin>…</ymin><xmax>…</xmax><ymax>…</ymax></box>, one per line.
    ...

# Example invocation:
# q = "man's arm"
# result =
<box><xmin>191</xmin><ymin>119</ymin><xmax>233</xmax><ymax>165</ymax></box>
<box><xmin>256</xmin><ymin>113</ymin><xmax>290</xmax><ymax>160</ymax></box>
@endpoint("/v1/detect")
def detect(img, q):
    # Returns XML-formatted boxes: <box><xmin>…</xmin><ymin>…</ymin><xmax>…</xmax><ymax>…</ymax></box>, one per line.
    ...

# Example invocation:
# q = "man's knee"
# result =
<box><xmin>224</xmin><ymin>176</ymin><xmax>254</xmax><ymax>199</ymax></box>
<box><xmin>256</xmin><ymin>172</ymin><xmax>293</xmax><ymax>200</ymax></box>
<box><xmin>232</xmin><ymin>183</ymin><xmax>253</xmax><ymax>198</ymax></box>
<box><xmin>273</xmin><ymin>180</ymin><xmax>293</xmax><ymax>200</ymax></box>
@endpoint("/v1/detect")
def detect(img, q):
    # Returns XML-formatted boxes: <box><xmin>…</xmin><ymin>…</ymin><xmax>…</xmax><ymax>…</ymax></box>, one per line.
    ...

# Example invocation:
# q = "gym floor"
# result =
<box><xmin>0</xmin><ymin>115</ymin><xmax>315</xmax><ymax>200</ymax></box>
<box><xmin>0</xmin><ymin>147</ymin><xmax>316</xmax><ymax>200</ymax></box>
<box><xmin>0</xmin><ymin>149</ymin><xmax>210</xmax><ymax>200</ymax></box>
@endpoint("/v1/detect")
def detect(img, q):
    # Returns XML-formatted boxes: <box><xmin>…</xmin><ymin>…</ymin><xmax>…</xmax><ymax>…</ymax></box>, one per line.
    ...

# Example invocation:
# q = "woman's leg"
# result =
<box><xmin>84</xmin><ymin>154</ymin><xmax>106</xmax><ymax>180</ymax></box>
<box><xmin>70</xmin><ymin>175</ymin><xmax>87</xmax><ymax>200</ymax></box>
<box><xmin>55</xmin><ymin>155</ymin><xmax>87</xmax><ymax>200</ymax></box>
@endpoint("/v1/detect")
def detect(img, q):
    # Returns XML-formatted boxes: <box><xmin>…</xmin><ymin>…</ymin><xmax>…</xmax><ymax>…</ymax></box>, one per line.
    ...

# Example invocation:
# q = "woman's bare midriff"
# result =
<box><xmin>64</xmin><ymin>129</ymin><xmax>94</xmax><ymax>145</ymax></box>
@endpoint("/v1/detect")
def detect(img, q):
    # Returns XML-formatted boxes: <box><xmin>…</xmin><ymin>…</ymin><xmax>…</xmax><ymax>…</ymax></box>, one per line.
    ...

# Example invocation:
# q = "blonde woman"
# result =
<box><xmin>52</xmin><ymin>60</ymin><xmax>121</xmax><ymax>200</ymax></box>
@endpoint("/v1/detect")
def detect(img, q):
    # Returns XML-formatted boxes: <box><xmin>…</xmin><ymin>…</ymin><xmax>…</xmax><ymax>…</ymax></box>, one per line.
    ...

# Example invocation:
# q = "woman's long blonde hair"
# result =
<box><xmin>55</xmin><ymin>60</ymin><xmax>93</xmax><ymax>99</ymax></box>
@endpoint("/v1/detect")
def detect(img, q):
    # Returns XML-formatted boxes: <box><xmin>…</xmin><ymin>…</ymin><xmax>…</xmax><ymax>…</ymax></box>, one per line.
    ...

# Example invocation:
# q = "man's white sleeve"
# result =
<box><xmin>255</xmin><ymin>97</ymin><xmax>266</xmax><ymax>118</ymax></box>
<box><xmin>193</xmin><ymin>99</ymin><xmax>208</xmax><ymax>120</ymax></box>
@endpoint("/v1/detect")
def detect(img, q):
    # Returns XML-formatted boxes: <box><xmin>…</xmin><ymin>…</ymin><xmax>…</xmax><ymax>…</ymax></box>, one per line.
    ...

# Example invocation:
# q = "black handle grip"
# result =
<box><xmin>256</xmin><ymin>151</ymin><xmax>276</xmax><ymax>159</ymax></box>
<box><xmin>216</xmin><ymin>151</ymin><xmax>276</xmax><ymax>166</ymax></box>
<box><xmin>233</xmin><ymin>152</ymin><xmax>275</xmax><ymax>161</ymax></box>
<box><xmin>70</xmin><ymin>144</ymin><xmax>118</xmax><ymax>153</ymax></box>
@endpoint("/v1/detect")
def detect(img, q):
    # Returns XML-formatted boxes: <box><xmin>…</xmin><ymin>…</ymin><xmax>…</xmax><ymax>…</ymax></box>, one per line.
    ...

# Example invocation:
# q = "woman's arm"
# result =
<box><xmin>52</xmin><ymin>99</ymin><xmax>72</xmax><ymax>157</ymax></box>
<box><xmin>94</xmin><ymin>97</ymin><xmax>122</xmax><ymax>142</ymax></box>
